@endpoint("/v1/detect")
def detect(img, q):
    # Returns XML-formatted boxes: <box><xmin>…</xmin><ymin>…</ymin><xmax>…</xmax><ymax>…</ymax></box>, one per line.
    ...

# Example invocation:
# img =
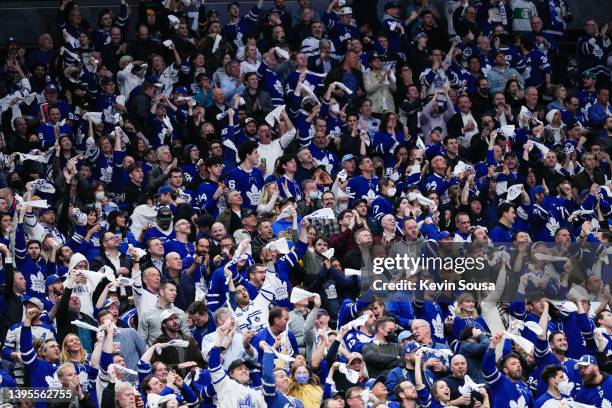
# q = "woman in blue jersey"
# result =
<box><xmin>66</xmin><ymin>204</ymin><xmax>104</xmax><ymax>262</ymax></box>
<box><xmin>451</xmin><ymin>293</ymin><xmax>490</xmax><ymax>342</ymax></box>
<box><xmin>60</xmin><ymin>333</ymin><xmax>98</xmax><ymax>395</ymax></box>
<box><xmin>179</xmin><ymin>144</ymin><xmax>201</xmax><ymax>185</ymax></box>
<box><xmin>372</xmin><ymin>112</ymin><xmax>410</xmax><ymax>176</ymax></box>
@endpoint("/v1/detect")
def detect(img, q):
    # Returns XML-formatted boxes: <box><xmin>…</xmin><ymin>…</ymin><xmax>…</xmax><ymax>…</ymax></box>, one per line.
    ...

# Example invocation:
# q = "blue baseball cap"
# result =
<box><xmin>342</xmin><ymin>154</ymin><xmax>355</xmax><ymax>163</ymax></box>
<box><xmin>402</xmin><ymin>342</ymin><xmax>420</xmax><ymax>355</ymax></box>
<box><xmin>22</xmin><ymin>296</ymin><xmax>44</xmax><ymax>310</ymax></box>
<box><xmin>174</xmin><ymin>86</ymin><xmax>188</xmax><ymax>95</ymax></box>
<box><xmin>413</xmin><ymin>32</ymin><xmax>428</xmax><ymax>42</ymax></box>
<box><xmin>398</xmin><ymin>330</ymin><xmax>413</xmax><ymax>342</ymax></box>
<box><xmin>45</xmin><ymin>274</ymin><xmax>65</xmax><ymax>287</ymax></box>
<box><xmin>45</xmin><ymin>83</ymin><xmax>59</xmax><ymax>93</ymax></box>
<box><xmin>364</xmin><ymin>375</ymin><xmax>386</xmax><ymax>390</ymax></box>
<box><xmin>574</xmin><ymin>355</ymin><xmax>596</xmax><ymax>369</ymax></box>
<box><xmin>102</xmin><ymin>299</ymin><xmax>120</xmax><ymax>309</ymax></box>
<box><xmin>158</xmin><ymin>185</ymin><xmax>173</xmax><ymax>195</ymax></box>
<box><xmin>438</xmin><ymin>231</ymin><xmax>453</xmax><ymax>240</ymax></box>
<box><xmin>532</xmin><ymin>185</ymin><xmax>546</xmax><ymax>195</ymax></box>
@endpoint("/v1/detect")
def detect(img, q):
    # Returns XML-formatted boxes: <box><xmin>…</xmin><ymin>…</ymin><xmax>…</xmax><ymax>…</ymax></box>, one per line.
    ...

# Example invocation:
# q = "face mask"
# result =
<box><xmin>387</xmin><ymin>187</ymin><xmax>397</xmax><ymax>197</ymax></box>
<box><xmin>558</xmin><ymin>379</ymin><xmax>574</xmax><ymax>396</ymax></box>
<box><xmin>95</xmin><ymin>191</ymin><xmax>105</xmax><ymax>201</ymax></box>
<box><xmin>385</xmin><ymin>332</ymin><xmax>398</xmax><ymax>343</ymax></box>
<box><xmin>294</xmin><ymin>373</ymin><xmax>310</xmax><ymax>384</ymax></box>
<box><xmin>337</xmin><ymin>202</ymin><xmax>348</xmax><ymax>211</ymax></box>
<box><xmin>330</xmin><ymin>103</ymin><xmax>340</xmax><ymax>114</ymax></box>
<box><xmin>309</xmin><ymin>191</ymin><xmax>321</xmax><ymax>200</ymax></box>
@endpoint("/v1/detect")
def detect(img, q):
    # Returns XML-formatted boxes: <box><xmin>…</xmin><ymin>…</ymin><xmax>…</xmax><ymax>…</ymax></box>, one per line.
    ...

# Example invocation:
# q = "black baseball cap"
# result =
<box><xmin>385</xmin><ymin>1</ymin><xmax>401</xmax><ymax>10</ymax></box>
<box><xmin>241</xmin><ymin>209</ymin><xmax>256</xmax><ymax>219</ymax></box>
<box><xmin>228</xmin><ymin>358</ymin><xmax>257</xmax><ymax>373</ymax></box>
<box><xmin>157</xmin><ymin>207</ymin><xmax>173</xmax><ymax>221</ymax></box>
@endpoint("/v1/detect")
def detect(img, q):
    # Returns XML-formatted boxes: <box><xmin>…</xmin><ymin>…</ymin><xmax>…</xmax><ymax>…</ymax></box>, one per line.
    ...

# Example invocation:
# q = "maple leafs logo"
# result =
<box><xmin>325</xmin><ymin>284</ymin><xmax>338</xmax><ymax>299</ymax></box>
<box><xmin>509</xmin><ymin>395</ymin><xmax>527</xmax><ymax>408</ymax></box>
<box><xmin>273</xmin><ymin>80</ymin><xmax>284</xmax><ymax>96</ymax></box>
<box><xmin>364</xmin><ymin>190</ymin><xmax>377</xmax><ymax>201</ymax></box>
<box><xmin>314</xmin><ymin>156</ymin><xmax>334</xmax><ymax>175</ymax></box>
<box><xmin>45</xmin><ymin>374</ymin><xmax>61</xmax><ymax>388</ymax></box>
<box><xmin>602</xmin><ymin>398</ymin><xmax>611</xmax><ymax>408</ymax></box>
<box><xmin>546</xmin><ymin>217</ymin><xmax>560</xmax><ymax>238</ymax></box>
<box><xmin>100</xmin><ymin>165</ymin><xmax>113</xmax><ymax>183</ymax></box>
<box><xmin>432</xmin><ymin>314</ymin><xmax>444</xmax><ymax>340</ymax></box>
<box><xmin>246</xmin><ymin>184</ymin><xmax>261</xmax><ymax>206</ymax></box>
<box><xmin>238</xmin><ymin>394</ymin><xmax>255</xmax><ymax>408</ymax></box>
<box><xmin>31</xmin><ymin>271</ymin><xmax>46</xmax><ymax>294</ymax></box>
<box><xmin>274</xmin><ymin>281</ymin><xmax>288</xmax><ymax>301</ymax></box>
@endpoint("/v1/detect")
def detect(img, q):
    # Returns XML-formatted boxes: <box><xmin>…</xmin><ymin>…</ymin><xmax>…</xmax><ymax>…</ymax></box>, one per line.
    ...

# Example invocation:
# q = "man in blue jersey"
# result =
<box><xmin>489</xmin><ymin>202</ymin><xmax>516</xmax><ymax>243</ymax></box>
<box><xmin>483</xmin><ymin>332</ymin><xmax>534</xmax><ymax>408</ymax></box>
<box><xmin>226</xmin><ymin>140</ymin><xmax>265</xmax><ymax>212</ymax></box>
<box><xmin>535</xmin><ymin>365</ymin><xmax>575</xmax><ymax>408</ymax></box>
<box><xmin>197</xmin><ymin>156</ymin><xmax>226</xmax><ymax>219</ymax></box>
<box><xmin>574</xmin><ymin>355</ymin><xmax>612</xmax><ymax>406</ymax></box>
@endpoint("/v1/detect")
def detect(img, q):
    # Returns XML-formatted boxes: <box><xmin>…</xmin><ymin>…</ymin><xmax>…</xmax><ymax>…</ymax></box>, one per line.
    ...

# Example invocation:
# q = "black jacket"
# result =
<box><xmin>242</xmin><ymin>89</ymin><xmax>274</xmax><ymax>123</ymax></box>
<box><xmin>0</xmin><ymin>262</ymin><xmax>24</xmax><ymax>345</ymax></box>
<box><xmin>121</xmin><ymin>181</ymin><xmax>146</xmax><ymax>213</ymax></box>
<box><xmin>151</xmin><ymin>332</ymin><xmax>206</xmax><ymax>375</ymax></box>
<box><xmin>56</xmin><ymin>287</ymin><xmax>98</xmax><ymax>347</ymax></box>
<box><xmin>307</xmin><ymin>55</ymin><xmax>339</xmax><ymax>75</ymax></box>
<box><xmin>127</xmin><ymin>90</ymin><xmax>152</xmax><ymax>131</ymax></box>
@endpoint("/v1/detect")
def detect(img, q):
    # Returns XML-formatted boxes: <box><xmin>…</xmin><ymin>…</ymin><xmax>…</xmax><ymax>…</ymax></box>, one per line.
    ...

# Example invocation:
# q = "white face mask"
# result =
<box><xmin>330</xmin><ymin>103</ymin><xmax>340</xmax><ymax>114</ymax></box>
<box><xmin>95</xmin><ymin>191</ymin><xmax>105</xmax><ymax>201</ymax></box>
<box><xmin>337</xmin><ymin>202</ymin><xmax>348</xmax><ymax>211</ymax></box>
<box><xmin>387</xmin><ymin>187</ymin><xmax>397</xmax><ymax>197</ymax></box>
<box><xmin>309</xmin><ymin>190</ymin><xmax>321</xmax><ymax>200</ymax></box>
<box><xmin>557</xmin><ymin>379</ymin><xmax>574</xmax><ymax>396</ymax></box>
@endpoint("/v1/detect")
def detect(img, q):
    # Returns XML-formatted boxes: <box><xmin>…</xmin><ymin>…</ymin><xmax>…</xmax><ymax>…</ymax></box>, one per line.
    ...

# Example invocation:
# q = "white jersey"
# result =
<box><xmin>210</xmin><ymin>365</ymin><xmax>266</xmax><ymax>408</ymax></box>
<box><xmin>132</xmin><ymin>269</ymin><xmax>159</xmax><ymax>316</ymax></box>
<box><xmin>3</xmin><ymin>323</ymin><xmax>55</xmax><ymax>385</ymax></box>
<box><xmin>233</xmin><ymin>271</ymin><xmax>278</xmax><ymax>332</ymax></box>
<box><xmin>300</xmin><ymin>36</ymin><xmax>336</xmax><ymax>57</ymax></box>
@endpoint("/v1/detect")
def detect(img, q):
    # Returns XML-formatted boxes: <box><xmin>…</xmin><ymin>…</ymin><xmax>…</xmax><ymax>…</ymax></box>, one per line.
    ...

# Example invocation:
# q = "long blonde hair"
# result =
<box><xmin>60</xmin><ymin>334</ymin><xmax>87</xmax><ymax>364</ymax></box>
<box><xmin>455</xmin><ymin>293</ymin><xmax>478</xmax><ymax>318</ymax></box>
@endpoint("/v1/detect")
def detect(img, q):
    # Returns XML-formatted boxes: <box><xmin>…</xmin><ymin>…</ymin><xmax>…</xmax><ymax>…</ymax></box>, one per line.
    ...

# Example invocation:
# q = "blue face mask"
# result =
<box><xmin>295</xmin><ymin>373</ymin><xmax>310</xmax><ymax>384</ymax></box>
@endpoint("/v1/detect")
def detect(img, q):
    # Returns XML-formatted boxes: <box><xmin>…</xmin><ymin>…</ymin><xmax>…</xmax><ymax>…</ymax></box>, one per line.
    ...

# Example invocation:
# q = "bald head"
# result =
<box><xmin>165</xmin><ymin>251</ymin><xmax>182</xmax><ymax>273</ymax></box>
<box><xmin>210</xmin><ymin>222</ymin><xmax>227</xmax><ymax>241</ymax></box>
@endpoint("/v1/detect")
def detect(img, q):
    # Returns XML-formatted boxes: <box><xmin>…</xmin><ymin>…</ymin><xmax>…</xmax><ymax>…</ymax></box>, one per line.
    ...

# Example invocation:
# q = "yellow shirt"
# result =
<box><xmin>288</xmin><ymin>384</ymin><xmax>323</xmax><ymax>408</ymax></box>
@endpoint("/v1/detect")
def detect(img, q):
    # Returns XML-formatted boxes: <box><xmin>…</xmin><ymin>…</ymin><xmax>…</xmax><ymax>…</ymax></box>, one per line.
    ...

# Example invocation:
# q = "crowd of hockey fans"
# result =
<box><xmin>0</xmin><ymin>0</ymin><xmax>610</xmax><ymax>406</ymax></box>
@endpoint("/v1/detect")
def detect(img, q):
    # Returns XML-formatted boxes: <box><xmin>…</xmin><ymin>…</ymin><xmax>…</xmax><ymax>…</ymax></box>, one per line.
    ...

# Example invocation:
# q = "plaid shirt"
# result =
<box><xmin>309</xmin><ymin>217</ymin><xmax>340</xmax><ymax>238</ymax></box>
